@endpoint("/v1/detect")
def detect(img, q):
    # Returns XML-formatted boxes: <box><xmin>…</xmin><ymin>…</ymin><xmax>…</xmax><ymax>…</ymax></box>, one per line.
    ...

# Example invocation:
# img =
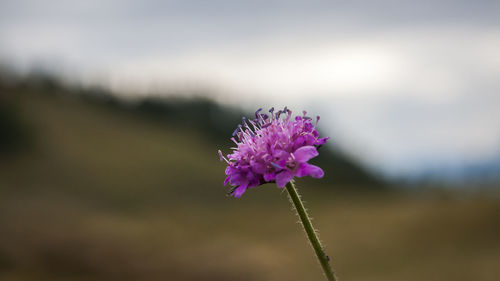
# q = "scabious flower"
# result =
<box><xmin>218</xmin><ymin>107</ymin><xmax>329</xmax><ymax>198</ymax></box>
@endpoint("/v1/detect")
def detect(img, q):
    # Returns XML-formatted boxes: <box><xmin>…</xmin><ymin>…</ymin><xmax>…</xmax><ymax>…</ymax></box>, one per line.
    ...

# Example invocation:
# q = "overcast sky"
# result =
<box><xmin>1</xmin><ymin>0</ymin><xmax>500</xmax><ymax>177</ymax></box>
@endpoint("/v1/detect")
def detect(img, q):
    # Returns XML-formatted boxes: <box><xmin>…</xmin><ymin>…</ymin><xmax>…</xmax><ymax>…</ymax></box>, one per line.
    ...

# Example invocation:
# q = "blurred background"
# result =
<box><xmin>1</xmin><ymin>1</ymin><xmax>499</xmax><ymax>281</ymax></box>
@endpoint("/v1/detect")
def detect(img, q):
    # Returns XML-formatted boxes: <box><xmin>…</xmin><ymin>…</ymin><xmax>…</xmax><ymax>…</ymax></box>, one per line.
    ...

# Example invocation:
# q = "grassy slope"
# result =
<box><xmin>0</xmin><ymin>91</ymin><xmax>499</xmax><ymax>281</ymax></box>
<box><xmin>1</xmin><ymin>91</ymin><xmax>227</xmax><ymax>205</ymax></box>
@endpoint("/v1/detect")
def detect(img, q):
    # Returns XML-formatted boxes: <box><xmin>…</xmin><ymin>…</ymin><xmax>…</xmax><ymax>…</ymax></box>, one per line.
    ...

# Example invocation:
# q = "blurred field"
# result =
<box><xmin>1</xmin><ymin>87</ymin><xmax>500</xmax><ymax>281</ymax></box>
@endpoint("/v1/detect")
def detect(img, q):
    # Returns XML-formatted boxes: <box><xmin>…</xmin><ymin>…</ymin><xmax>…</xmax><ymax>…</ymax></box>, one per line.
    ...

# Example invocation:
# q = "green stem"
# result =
<box><xmin>285</xmin><ymin>181</ymin><xmax>337</xmax><ymax>281</ymax></box>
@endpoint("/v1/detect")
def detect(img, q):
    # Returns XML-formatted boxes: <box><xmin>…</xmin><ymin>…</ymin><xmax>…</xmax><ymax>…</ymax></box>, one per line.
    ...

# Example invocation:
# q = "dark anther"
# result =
<box><xmin>232</xmin><ymin>124</ymin><xmax>242</xmax><ymax>136</ymax></box>
<box><xmin>255</xmin><ymin>108</ymin><xmax>263</xmax><ymax>118</ymax></box>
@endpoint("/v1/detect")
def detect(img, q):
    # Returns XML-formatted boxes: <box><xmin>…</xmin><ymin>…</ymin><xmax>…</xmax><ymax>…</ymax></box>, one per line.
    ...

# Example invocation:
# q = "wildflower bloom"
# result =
<box><xmin>218</xmin><ymin>107</ymin><xmax>328</xmax><ymax>197</ymax></box>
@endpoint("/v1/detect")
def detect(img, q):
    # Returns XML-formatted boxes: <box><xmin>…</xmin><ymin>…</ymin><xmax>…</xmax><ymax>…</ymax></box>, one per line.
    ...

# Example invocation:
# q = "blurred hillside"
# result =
<box><xmin>0</xmin><ymin>69</ymin><xmax>382</xmax><ymax>204</ymax></box>
<box><xmin>1</xmin><ymin>69</ymin><xmax>499</xmax><ymax>281</ymax></box>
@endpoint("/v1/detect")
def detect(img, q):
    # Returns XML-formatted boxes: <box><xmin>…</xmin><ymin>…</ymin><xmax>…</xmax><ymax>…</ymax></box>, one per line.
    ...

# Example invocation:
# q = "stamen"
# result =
<box><xmin>218</xmin><ymin>150</ymin><xmax>229</xmax><ymax>163</ymax></box>
<box><xmin>255</xmin><ymin>108</ymin><xmax>263</xmax><ymax>118</ymax></box>
<box><xmin>232</xmin><ymin>124</ymin><xmax>242</xmax><ymax>136</ymax></box>
<box><xmin>248</xmin><ymin>119</ymin><xmax>259</xmax><ymax>131</ymax></box>
<box><xmin>271</xmin><ymin>162</ymin><xmax>283</xmax><ymax>169</ymax></box>
<box><xmin>285</xmin><ymin>108</ymin><xmax>292</xmax><ymax>120</ymax></box>
<box><xmin>261</xmin><ymin>122</ymin><xmax>272</xmax><ymax>128</ymax></box>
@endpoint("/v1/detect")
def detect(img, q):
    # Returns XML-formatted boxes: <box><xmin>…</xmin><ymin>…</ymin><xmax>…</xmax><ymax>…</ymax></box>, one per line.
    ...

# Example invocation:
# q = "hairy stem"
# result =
<box><xmin>285</xmin><ymin>181</ymin><xmax>337</xmax><ymax>281</ymax></box>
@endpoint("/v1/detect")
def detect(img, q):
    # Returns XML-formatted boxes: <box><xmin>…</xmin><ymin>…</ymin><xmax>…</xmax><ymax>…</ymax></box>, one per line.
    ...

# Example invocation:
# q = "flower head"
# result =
<box><xmin>218</xmin><ymin>107</ymin><xmax>328</xmax><ymax>197</ymax></box>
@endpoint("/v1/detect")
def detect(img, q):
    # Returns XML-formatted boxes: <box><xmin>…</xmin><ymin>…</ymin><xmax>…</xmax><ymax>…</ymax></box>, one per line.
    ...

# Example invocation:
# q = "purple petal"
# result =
<box><xmin>251</xmin><ymin>161</ymin><xmax>267</xmax><ymax>174</ymax></box>
<box><xmin>233</xmin><ymin>183</ymin><xmax>248</xmax><ymax>198</ymax></box>
<box><xmin>276</xmin><ymin>170</ymin><xmax>293</xmax><ymax>187</ymax></box>
<box><xmin>296</xmin><ymin>163</ymin><xmax>324</xmax><ymax>178</ymax></box>
<box><xmin>316</xmin><ymin>137</ymin><xmax>329</xmax><ymax>146</ymax></box>
<box><xmin>225</xmin><ymin>166</ymin><xmax>233</xmax><ymax>175</ymax></box>
<box><xmin>293</xmin><ymin>146</ymin><xmax>318</xmax><ymax>162</ymax></box>
<box><xmin>224</xmin><ymin>176</ymin><xmax>230</xmax><ymax>186</ymax></box>
<box><xmin>264</xmin><ymin>172</ymin><xmax>275</xmax><ymax>181</ymax></box>
<box><xmin>229</xmin><ymin>174</ymin><xmax>245</xmax><ymax>186</ymax></box>
<box><xmin>247</xmin><ymin>174</ymin><xmax>261</xmax><ymax>188</ymax></box>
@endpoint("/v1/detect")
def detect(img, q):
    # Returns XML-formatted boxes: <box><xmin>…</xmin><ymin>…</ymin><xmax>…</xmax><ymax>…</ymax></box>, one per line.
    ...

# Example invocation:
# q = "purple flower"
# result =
<box><xmin>218</xmin><ymin>107</ymin><xmax>329</xmax><ymax>198</ymax></box>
